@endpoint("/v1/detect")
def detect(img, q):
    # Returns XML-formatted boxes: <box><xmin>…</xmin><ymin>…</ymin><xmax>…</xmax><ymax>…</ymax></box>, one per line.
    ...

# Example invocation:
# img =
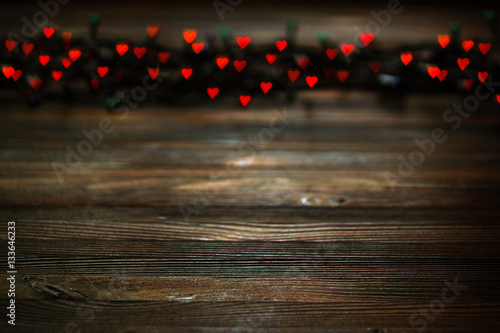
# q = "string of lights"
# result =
<box><xmin>1</xmin><ymin>12</ymin><xmax>499</xmax><ymax>109</ymax></box>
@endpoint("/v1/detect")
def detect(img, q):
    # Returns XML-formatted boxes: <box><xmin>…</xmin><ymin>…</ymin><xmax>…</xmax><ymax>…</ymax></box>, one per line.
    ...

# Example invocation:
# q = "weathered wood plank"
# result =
<box><xmin>2</xmin><ymin>240</ymin><xmax>498</xmax><ymax>280</ymax></box>
<box><xmin>1</xmin><ymin>171</ymin><xmax>499</xmax><ymax>207</ymax></box>
<box><xmin>3</xmin><ymin>275</ymin><xmax>483</xmax><ymax>302</ymax></box>
<box><xmin>1</xmin><ymin>206</ymin><xmax>499</xmax><ymax>242</ymax></box>
<box><xmin>3</xmin><ymin>299</ymin><xmax>499</xmax><ymax>333</ymax></box>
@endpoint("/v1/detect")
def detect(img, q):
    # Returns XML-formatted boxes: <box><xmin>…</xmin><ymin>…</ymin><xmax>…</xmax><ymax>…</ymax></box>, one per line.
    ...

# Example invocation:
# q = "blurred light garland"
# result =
<box><xmin>1</xmin><ymin>11</ymin><xmax>500</xmax><ymax>109</ymax></box>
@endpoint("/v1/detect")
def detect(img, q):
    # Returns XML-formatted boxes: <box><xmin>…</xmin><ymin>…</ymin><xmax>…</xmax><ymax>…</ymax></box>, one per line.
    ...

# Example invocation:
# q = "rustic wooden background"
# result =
<box><xmin>1</xmin><ymin>1</ymin><xmax>500</xmax><ymax>332</ymax></box>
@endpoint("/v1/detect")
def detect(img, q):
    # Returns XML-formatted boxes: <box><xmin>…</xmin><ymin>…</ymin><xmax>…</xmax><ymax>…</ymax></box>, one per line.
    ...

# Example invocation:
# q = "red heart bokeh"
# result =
<box><xmin>298</xmin><ymin>58</ymin><xmax>310</xmax><ymax>70</ymax></box>
<box><xmin>62</xmin><ymin>32</ymin><xmax>72</xmax><ymax>41</ymax></box>
<box><xmin>181</xmin><ymin>68</ymin><xmax>193</xmax><ymax>79</ymax></box>
<box><xmin>5</xmin><ymin>40</ymin><xmax>17</xmax><ymax>52</ymax></box>
<box><xmin>478</xmin><ymin>71</ymin><xmax>488</xmax><ymax>83</ymax></box>
<box><xmin>97</xmin><ymin>66</ymin><xmax>109</xmax><ymax>78</ymax></box>
<box><xmin>438</xmin><ymin>35</ymin><xmax>449</xmax><ymax>48</ymax></box>
<box><xmin>39</xmin><ymin>55</ymin><xmax>50</xmax><ymax>66</ymax></box>
<box><xmin>91</xmin><ymin>79</ymin><xmax>99</xmax><ymax>90</ymax></box>
<box><xmin>148</xmin><ymin>67</ymin><xmax>159</xmax><ymax>80</ymax></box>
<box><xmin>370</xmin><ymin>62</ymin><xmax>382</xmax><ymax>74</ymax></box>
<box><xmin>22</xmin><ymin>43</ymin><xmax>34</xmax><ymax>55</ymax></box>
<box><xmin>428</xmin><ymin>66</ymin><xmax>440</xmax><ymax>78</ymax></box>
<box><xmin>216</xmin><ymin>56</ymin><xmax>229</xmax><ymax>70</ymax></box>
<box><xmin>134</xmin><ymin>47</ymin><xmax>147</xmax><ymax>59</ymax></box>
<box><xmin>116</xmin><ymin>43</ymin><xmax>129</xmax><ymax>56</ymax></box>
<box><xmin>147</xmin><ymin>24</ymin><xmax>160</xmax><ymax>39</ymax></box>
<box><xmin>457</xmin><ymin>58</ymin><xmax>469</xmax><ymax>71</ymax></box>
<box><xmin>207</xmin><ymin>87</ymin><xmax>219</xmax><ymax>99</ymax></box>
<box><xmin>306</xmin><ymin>76</ymin><xmax>318</xmax><ymax>88</ymax></box>
<box><xmin>462</xmin><ymin>40</ymin><xmax>474</xmax><ymax>52</ymax></box>
<box><xmin>478</xmin><ymin>43</ymin><xmax>491</xmax><ymax>55</ymax></box>
<box><xmin>437</xmin><ymin>69</ymin><xmax>448</xmax><ymax>81</ymax></box>
<box><xmin>43</xmin><ymin>27</ymin><xmax>55</xmax><ymax>38</ymax></box>
<box><xmin>69</xmin><ymin>49</ymin><xmax>81</xmax><ymax>61</ymax></box>
<box><xmin>237</xmin><ymin>36</ymin><xmax>251</xmax><ymax>49</ymax></box>
<box><xmin>341</xmin><ymin>44</ymin><xmax>355</xmax><ymax>56</ymax></box>
<box><xmin>400</xmin><ymin>52</ymin><xmax>413</xmax><ymax>66</ymax></box>
<box><xmin>233</xmin><ymin>60</ymin><xmax>247</xmax><ymax>72</ymax></box>
<box><xmin>464</xmin><ymin>80</ymin><xmax>474</xmax><ymax>90</ymax></box>
<box><xmin>287</xmin><ymin>70</ymin><xmax>300</xmax><ymax>82</ymax></box>
<box><xmin>266</xmin><ymin>54</ymin><xmax>277</xmax><ymax>65</ymax></box>
<box><xmin>337</xmin><ymin>70</ymin><xmax>349</xmax><ymax>82</ymax></box>
<box><xmin>30</xmin><ymin>78</ymin><xmax>43</xmax><ymax>91</ymax></box>
<box><xmin>326</xmin><ymin>48</ymin><xmax>338</xmax><ymax>60</ymax></box>
<box><xmin>2</xmin><ymin>66</ymin><xmax>14</xmax><ymax>78</ymax></box>
<box><xmin>183</xmin><ymin>30</ymin><xmax>197</xmax><ymax>43</ymax></box>
<box><xmin>192</xmin><ymin>43</ymin><xmax>204</xmax><ymax>54</ymax></box>
<box><xmin>260</xmin><ymin>82</ymin><xmax>272</xmax><ymax>94</ymax></box>
<box><xmin>158</xmin><ymin>52</ymin><xmax>170</xmax><ymax>64</ymax></box>
<box><xmin>62</xmin><ymin>58</ymin><xmax>72</xmax><ymax>69</ymax></box>
<box><xmin>12</xmin><ymin>70</ymin><xmax>22</xmax><ymax>82</ymax></box>
<box><xmin>360</xmin><ymin>33</ymin><xmax>374</xmax><ymax>46</ymax></box>
<box><xmin>276</xmin><ymin>40</ymin><xmax>287</xmax><ymax>52</ymax></box>
<box><xmin>240</xmin><ymin>95</ymin><xmax>251</xmax><ymax>107</ymax></box>
<box><xmin>52</xmin><ymin>71</ymin><xmax>63</xmax><ymax>82</ymax></box>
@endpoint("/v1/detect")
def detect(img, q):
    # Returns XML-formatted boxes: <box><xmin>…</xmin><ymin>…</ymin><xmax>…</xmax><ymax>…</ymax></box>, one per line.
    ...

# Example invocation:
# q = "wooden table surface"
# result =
<box><xmin>1</xmin><ymin>89</ymin><xmax>500</xmax><ymax>332</ymax></box>
<box><xmin>1</xmin><ymin>2</ymin><xmax>500</xmax><ymax>332</ymax></box>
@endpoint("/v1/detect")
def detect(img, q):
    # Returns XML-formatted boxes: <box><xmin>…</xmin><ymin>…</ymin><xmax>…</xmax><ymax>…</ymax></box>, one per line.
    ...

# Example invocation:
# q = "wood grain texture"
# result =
<box><xmin>1</xmin><ymin>65</ymin><xmax>500</xmax><ymax>333</ymax></box>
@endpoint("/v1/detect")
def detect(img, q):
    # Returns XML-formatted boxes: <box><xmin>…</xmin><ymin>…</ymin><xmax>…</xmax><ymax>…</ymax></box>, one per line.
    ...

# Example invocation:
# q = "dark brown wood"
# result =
<box><xmin>1</xmin><ymin>88</ymin><xmax>500</xmax><ymax>332</ymax></box>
